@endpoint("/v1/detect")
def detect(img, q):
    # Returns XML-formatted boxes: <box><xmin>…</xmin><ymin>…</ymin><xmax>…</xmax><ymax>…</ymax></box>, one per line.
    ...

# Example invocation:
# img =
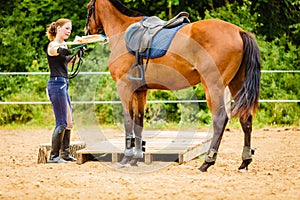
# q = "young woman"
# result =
<box><xmin>45</xmin><ymin>18</ymin><xmax>77</xmax><ymax>163</ymax></box>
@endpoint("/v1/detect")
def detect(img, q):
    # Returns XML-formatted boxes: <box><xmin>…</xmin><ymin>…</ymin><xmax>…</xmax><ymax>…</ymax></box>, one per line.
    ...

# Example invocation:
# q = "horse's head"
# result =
<box><xmin>84</xmin><ymin>0</ymin><xmax>103</xmax><ymax>35</ymax></box>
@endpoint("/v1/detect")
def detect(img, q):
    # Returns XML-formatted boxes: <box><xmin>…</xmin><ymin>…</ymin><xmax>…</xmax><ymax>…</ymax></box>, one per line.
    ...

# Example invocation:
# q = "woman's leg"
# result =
<box><xmin>47</xmin><ymin>80</ymin><xmax>68</xmax><ymax>163</ymax></box>
<box><xmin>61</xmin><ymin>88</ymin><xmax>76</xmax><ymax>162</ymax></box>
<box><xmin>61</xmin><ymin>96</ymin><xmax>77</xmax><ymax>161</ymax></box>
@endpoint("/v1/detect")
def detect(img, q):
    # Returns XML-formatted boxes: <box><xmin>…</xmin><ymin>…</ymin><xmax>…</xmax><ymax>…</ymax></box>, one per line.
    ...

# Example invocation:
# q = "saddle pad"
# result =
<box><xmin>126</xmin><ymin>20</ymin><xmax>187</xmax><ymax>59</ymax></box>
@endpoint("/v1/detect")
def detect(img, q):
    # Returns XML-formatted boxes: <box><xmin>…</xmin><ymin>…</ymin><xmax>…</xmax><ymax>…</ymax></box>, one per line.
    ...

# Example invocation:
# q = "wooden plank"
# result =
<box><xmin>75</xmin><ymin>131</ymin><xmax>212</xmax><ymax>165</ymax></box>
<box><xmin>37</xmin><ymin>146</ymin><xmax>48</xmax><ymax>164</ymax></box>
<box><xmin>37</xmin><ymin>141</ymin><xmax>86</xmax><ymax>164</ymax></box>
<box><xmin>76</xmin><ymin>151</ymin><xmax>122</xmax><ymax>164</ymax></box>
<box><xmin>112</xmin><ymin>153</ymin><xmax>120</xmax><ymax>163</ymax></box>
<box><xmin>76</xmin><ymin>152</ymin><xmax>84</xmax><ymax>165</ymax></box>
<box><xmin>109</xmin><ymin>133</ymin><xmax>210</xmax><ymax>140</ymax></box>
<box><xmin>182</xmin><ymin>139</ymin><xmax>211</xmax><ymax>163</ymax></box>
<box><xmin>178</xmin><ymin>154</ymin><xmax>184</xmax><ymax>164</ymax></box>
<box><xmin>144</xmin><ymin>153</ymin><xmax>153</xmax><ymax>164</ymax></box>
<box><xmin>107</xmin><ymin>140</ymin><xmax>207</xmax><ymax>144</ymax></box>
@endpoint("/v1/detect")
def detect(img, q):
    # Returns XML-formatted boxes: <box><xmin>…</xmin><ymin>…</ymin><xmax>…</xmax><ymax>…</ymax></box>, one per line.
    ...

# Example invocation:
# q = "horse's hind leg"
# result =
<box><xmin>238</xmin><ymin>114</ymin><xmax>255</xmax><ymax>171</ymax></box>
<box><xmin>199</xmin><ymin>105</ymin><xmax>229</xmax><ymax>172</ymax></box>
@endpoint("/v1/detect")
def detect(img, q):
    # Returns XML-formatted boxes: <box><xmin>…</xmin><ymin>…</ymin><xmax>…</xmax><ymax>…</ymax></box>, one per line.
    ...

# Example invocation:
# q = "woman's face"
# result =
<box><xmin>57</xmin><ymin>22</ymin><xmax>72</xmax><ymax>40</ymax></box>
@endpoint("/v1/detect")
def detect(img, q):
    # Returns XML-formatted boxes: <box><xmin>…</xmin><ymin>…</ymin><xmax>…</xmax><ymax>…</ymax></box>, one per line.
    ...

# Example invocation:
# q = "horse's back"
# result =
<box><xmin>181</xmin><ymin>19</ymin><xmax>243</xmax><ymax>55</ymax></box>
<box><xmin>176</xmin><ymin>19</ymin><xmax>244</xmax><ymax>85</ymax></box>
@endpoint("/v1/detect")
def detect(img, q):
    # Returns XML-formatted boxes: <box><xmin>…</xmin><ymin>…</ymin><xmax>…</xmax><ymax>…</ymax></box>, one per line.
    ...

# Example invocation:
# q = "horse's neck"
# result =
<box><xmin>99</xmin><ymin>0</ymin><xmax>142</xmax><ymax>37</ymax></box>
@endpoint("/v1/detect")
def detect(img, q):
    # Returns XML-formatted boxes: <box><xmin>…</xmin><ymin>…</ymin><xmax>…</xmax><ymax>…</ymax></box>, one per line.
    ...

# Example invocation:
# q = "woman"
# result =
<box><xmin>45</xmin><ymin>18</ymin><xmax>77</xmax><ymax>163</ymax></box>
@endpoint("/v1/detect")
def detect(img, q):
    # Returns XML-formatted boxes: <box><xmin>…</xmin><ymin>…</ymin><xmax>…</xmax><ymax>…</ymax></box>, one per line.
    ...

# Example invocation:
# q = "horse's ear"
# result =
<box><xmin>43</xmin><ymin>42</ymin><xmax>49</xmax><ymax>53</ymax></box>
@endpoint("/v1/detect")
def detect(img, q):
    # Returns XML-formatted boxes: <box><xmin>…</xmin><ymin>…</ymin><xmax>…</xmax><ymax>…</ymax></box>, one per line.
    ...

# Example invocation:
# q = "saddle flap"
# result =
<box><xmin>125</xmin><ymin>22</ymin><xmax>145</xmax><ymax>52</ymax></box>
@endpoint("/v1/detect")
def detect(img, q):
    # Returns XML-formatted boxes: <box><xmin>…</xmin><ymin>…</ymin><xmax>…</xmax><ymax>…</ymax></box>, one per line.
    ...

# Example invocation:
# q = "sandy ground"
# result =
<box><xmin>0</xmin><ymin>127</ymin><xmax>299</xmax><ymax>200</ymax></box>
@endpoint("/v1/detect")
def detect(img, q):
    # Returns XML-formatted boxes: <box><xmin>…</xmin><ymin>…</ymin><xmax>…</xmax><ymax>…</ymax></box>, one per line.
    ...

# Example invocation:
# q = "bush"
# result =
<box><xmin>1</xmin><ymin>0</ymin><xmax>299</xmax><ymax>127</ymax></box>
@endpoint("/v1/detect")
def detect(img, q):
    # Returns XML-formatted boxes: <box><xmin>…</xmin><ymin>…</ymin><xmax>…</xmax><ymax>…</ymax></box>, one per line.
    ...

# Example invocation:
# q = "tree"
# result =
<box><xmin>0</xmin><ymin>0</ymin><xmax>299</xmax><ymax>126</ymax></box>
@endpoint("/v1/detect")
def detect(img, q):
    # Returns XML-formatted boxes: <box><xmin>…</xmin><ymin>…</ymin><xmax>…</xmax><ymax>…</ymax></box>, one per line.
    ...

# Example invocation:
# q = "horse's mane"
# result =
<box><xmin>109</xmin><ymin>0</ymin><xmax>144</xmax><ymax>17</ymax></box>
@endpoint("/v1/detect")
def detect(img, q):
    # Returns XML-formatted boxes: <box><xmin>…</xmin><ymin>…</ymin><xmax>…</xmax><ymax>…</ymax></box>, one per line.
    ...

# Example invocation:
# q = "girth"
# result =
<box><xmin>125</xmin><ymin>12</ymin><xmax>190</xmax><ymax>82</ymax></box>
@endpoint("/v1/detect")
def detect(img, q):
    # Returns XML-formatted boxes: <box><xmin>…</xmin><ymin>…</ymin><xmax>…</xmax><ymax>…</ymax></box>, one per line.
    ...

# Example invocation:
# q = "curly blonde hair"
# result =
<box><xmin>46</xmin><ymin>18</ymin><xmax>71</xmax><ymax>41</ymax></box>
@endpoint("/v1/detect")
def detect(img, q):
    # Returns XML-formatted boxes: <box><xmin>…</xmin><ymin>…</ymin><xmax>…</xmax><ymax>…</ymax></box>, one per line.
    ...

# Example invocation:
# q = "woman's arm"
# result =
<box><xmin>48</xmin><ymin>41</ymin><xmax>71</xmax><ymax>56</ymax></box>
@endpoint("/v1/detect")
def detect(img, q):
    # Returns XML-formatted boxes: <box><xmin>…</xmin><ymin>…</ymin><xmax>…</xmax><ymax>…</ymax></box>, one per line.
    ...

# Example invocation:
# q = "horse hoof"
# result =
<box><xmin>198</xmin><ymin>161</ymin><xmax>215</xmax><ymax>172</ymax></box>
<box><xmin>118</xmin><ymin>163</ymin><xmax>131</xmax><ymax>169</ymax></box>
<box><xmin>129</xmin><ymin>158</ymin><xmax>139</xmax><ymax>166</ymax></box>
<box><xmin>120</xmin><ymin>155</ymin><xmax>133</xmax><ymax>165</ymax></box>
<box><xmin>238</xmin><ymin>159</ymin><xmax>252</xmax><ymax>171</ymax></box>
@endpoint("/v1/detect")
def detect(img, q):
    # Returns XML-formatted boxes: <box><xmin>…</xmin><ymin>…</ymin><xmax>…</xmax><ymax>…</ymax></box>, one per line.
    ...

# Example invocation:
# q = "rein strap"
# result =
<box><xmin>68</xmin><ymin>45</ymin><xmax>86</xmax><ymax>79</ymax></box>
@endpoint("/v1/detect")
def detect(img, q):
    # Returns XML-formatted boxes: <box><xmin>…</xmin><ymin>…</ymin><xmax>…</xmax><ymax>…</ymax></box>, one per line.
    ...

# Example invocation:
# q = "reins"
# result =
<box><xmin>68</xmin><ymin>44</ymin><xmax>86</xmax><ymax>79</ymax></box>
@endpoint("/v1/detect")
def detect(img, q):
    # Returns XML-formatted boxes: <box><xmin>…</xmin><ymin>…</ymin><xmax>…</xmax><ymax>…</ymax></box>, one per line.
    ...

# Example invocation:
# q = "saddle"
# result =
<box><xmin>125</xmin><ymin>12</ymin><xmax>190</xmax><ymax>81</ymax></box>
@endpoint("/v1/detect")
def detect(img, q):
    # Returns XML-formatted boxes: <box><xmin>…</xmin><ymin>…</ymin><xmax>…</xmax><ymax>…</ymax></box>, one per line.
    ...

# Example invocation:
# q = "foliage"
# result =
<box><xmin>251</xmin><ymin>0</ymin><xmax>300</xmax><ymax>44</ymax></box>
<box><xmin>256</xmin><ymin>36</ymin><xmax>300</xmax><ymax>125</ymax></box>
<box><xmin>203</xmin><ymin>0</ymin><xmax>299</xmax><ymax>126</ymax></box>
<box><xmin>0</xmin><ymin>0</ymin><xmax>299</xmax><ymax>127</ymax></box>
<box><xmin>204</xmin><ymin>0</ymin><xmax>262</xmax><ymax>32</ymax></box>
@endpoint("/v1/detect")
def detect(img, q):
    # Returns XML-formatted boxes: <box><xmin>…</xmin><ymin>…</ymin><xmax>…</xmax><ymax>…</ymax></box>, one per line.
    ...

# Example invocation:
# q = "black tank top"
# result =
<box><xmin>46</xmin><ymin>44</ymin><xmax>69</xmax><ymax>78</ymax></box>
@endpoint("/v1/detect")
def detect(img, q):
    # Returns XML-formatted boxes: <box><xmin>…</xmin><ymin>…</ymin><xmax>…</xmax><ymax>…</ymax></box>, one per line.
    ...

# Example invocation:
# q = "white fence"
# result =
<box><xmin>0</xmin><ymin>70</ymin><xmax>299</xmax><ymax>105</ymax></box>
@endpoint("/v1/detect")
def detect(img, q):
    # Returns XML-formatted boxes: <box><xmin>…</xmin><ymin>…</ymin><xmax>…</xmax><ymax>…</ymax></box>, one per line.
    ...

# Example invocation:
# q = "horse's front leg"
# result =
<box><xmin>129</xmin><ymin>119</ymin><xmax>144</xmax><ymax>166</ymax></box>
<box><xmin>130</xmin><ymin>90</ymin><xmax>147</xmax><ymax>166</ymax></box>
<box><xmin>119</xmin><ymin>99</ymin><xmax>135</xmax><ymax>166</ymax></box>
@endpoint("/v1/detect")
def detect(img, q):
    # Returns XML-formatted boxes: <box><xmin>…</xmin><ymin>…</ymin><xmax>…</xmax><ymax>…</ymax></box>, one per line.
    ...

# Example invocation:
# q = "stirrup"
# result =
<box><xmin>128</xmin><ymin>63</ymin><xmax>144</xmax><ymax>81</ymax></box>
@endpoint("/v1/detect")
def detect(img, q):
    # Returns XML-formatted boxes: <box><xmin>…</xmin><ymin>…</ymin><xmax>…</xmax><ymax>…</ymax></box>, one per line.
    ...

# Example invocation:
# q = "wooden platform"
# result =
<box><xmin>76</xmin><ymin>131</ymin><xmax>212</xmax><ymax>165</ymax></box>
<box><xmin>37</xmin><ymin>141</ymin><xmax>86</xmax><ymax>164</ymax></box>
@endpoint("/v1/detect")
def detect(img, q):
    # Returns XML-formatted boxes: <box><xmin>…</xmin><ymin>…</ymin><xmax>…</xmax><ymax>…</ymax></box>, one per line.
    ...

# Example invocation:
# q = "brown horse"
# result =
<box><xmin>84</xmin><ymin>0</ymin><xmax>260</xmax><ymax>172</ymax></box>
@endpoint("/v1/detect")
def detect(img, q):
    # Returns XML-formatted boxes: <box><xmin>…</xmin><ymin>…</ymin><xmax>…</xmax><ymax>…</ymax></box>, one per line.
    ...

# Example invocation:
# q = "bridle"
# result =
<box><xmin>85</xmin><ymin>0</ymin><xmax>102</xmax><ymax>35</ymax></box>
<box><xmin>68</xmin><ymin>0</ymin><xmax>103</xmax><ymax>79</ymax></box>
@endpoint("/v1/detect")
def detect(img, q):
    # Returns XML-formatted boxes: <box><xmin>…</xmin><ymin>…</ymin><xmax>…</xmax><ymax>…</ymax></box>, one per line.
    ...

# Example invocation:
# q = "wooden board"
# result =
<box><xmin>65</xmin><ymin>35</ymin><xmax>107</xmax><ymax>45</ymax></box>
<box><xmin>37</xmin><ymin>141</ymin><xmax>86</xmax><ymax>164</ymax></box>
<box><xmin>76</xmin><ymin>131</ymin><xmax>212</xmax><ymax>165</ymax></box>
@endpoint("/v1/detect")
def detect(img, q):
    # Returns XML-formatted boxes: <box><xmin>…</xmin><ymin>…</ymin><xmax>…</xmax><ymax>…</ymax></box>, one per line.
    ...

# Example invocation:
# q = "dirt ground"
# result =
<box><xmin>0</xmin><ymin>127</ymin><xmax>299</xmax><ymax>200</ymax></box>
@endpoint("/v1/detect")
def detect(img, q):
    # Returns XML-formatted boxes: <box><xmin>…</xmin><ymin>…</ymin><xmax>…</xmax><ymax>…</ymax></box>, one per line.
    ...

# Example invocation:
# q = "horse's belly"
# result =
<box><xmin>145</xmin><ymin>62</ymin><xmax>201</xmax><ymax>90</ymax></box>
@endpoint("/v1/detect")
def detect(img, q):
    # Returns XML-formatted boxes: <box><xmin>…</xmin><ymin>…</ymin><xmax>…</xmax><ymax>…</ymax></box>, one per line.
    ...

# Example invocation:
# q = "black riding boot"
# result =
<box><xmin>48</xmin><ymin>125</ymin><xmax>67</xmax><ymax>163</ymax></box>
<box><xmin>61</xmin><ymin>129</ymin><xmax>77</xmax><ymax>162</ymax></box>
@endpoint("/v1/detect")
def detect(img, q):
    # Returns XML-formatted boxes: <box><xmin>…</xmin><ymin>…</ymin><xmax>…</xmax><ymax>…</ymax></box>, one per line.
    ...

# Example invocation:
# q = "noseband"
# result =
<box><xmin>85</xmin><ymin>0</ymin><xmax>102</xmax><ymax>35</ymax></box>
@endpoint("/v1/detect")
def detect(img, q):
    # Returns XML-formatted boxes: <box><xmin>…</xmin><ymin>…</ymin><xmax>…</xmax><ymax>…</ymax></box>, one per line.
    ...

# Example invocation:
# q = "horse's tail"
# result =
<box><xmin>231</xmin><ymin>31</ymin><xmax>261</xmax><ymax>120</ymax></box>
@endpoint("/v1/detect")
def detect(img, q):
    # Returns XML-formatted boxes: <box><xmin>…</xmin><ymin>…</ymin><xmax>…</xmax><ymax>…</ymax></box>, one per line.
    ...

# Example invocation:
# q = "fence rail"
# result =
<box><xmin>0</xmin><ymin>70</ymin><xmax>299</xmax><ymax>76</ymax></box>
<box><xmin>0</xmin><ymin>99</ymin><xmax>299</xmax><ymax>105</ymax></box>
<box><xmin>0</xmin><ymin>70</ymin><xmax>299</xmax><ymax>105</ymax></box>
<box><xmin>0</xmin><ymin>72</ymin><xmax>110</xmax><ymax>75</ymax></box>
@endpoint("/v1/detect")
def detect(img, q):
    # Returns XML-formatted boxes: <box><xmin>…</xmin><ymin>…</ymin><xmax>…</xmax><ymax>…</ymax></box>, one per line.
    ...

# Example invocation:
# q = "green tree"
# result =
<box><xmin>0</xmin><ymin>0</ymin><xmax>299</xmax><ymax>126</ymax></box>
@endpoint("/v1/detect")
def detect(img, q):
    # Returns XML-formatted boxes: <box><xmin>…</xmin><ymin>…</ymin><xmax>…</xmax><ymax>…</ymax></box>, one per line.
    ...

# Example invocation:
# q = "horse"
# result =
<box><xmin>84</xmin><ymin>0</ymin><xmax>260</xmax><ymax>172</ymax></box>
